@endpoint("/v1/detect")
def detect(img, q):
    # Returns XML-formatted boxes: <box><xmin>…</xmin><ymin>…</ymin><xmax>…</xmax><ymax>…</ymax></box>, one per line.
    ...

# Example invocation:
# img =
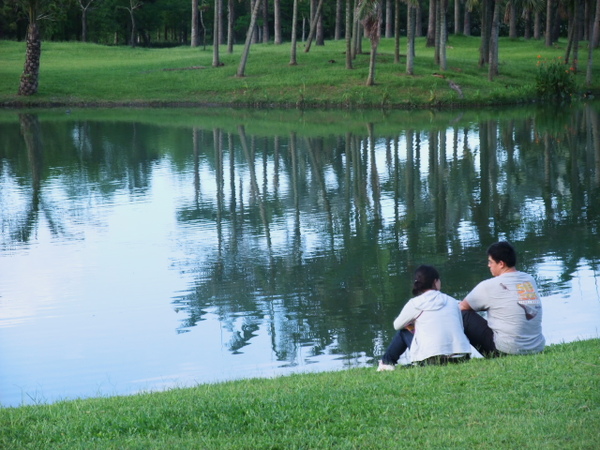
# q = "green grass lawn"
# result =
<box><xmin>1</xmin><ymin>339</ymin><xmax>598</xmax><ymax>449</ymax></box>
<box><xmin>1</xmin><ymin>36</ymin><xmax>598</xmax><ymax>108</ymax></box>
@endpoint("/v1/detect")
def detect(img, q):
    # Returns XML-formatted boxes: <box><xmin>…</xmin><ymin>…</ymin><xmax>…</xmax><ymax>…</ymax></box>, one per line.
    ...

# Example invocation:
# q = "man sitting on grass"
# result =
<box><xmin>459</xmin><ymin>241</ymin><xmax>545</xmax><ymax>357</ymax></box>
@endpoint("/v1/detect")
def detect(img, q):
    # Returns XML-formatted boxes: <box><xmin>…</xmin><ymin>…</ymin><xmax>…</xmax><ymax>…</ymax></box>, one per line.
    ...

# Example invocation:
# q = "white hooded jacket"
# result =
<box><xmin>393</xmin><ymin>290</ymin><xmax>471</xmax><ymax>363</ymax></box>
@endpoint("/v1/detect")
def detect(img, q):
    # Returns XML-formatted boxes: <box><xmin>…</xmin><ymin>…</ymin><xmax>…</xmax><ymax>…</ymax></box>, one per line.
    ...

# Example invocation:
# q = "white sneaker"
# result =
<box><xmin>377</xmin><ymin>360</ymin><xmax>395</xmax><ymax>372</ymax></box>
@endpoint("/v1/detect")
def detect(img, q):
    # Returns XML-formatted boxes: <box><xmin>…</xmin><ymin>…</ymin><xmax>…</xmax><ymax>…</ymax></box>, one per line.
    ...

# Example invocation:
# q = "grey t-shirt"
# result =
<box><xmin>465</xmin><ymin>271</ymin><xmax>545</xmax><ymax>354</ymax></box>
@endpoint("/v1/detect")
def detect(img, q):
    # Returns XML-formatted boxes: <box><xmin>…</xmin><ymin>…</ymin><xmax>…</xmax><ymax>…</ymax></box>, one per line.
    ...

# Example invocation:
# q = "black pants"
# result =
<box><xmin>461</xmin><ymin>310</ymin><xmax>503</xmax><ymax>358</ymax></box>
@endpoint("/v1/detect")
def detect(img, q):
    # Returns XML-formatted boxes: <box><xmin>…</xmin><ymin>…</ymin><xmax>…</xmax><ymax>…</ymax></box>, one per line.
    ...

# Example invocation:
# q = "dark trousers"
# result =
<box><xmin>461</xmin><ymin>310</ymin><xmax>502</xmax><ymax>358</ymax></box>
<box><xmin>381</xmin><ymin>329</ymin><xmax>471</xmax><ymax>366</ymax></box>
<box><xmin>381</xmin><ymin>329</ymin><xmax>414</xmax><ymax>365</ymax></box>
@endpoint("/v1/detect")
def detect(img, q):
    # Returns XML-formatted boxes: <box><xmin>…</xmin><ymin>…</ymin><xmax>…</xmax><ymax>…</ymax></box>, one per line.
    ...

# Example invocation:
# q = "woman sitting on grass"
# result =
<box><xmin>378</xmin><ymin>265</ymin><xmax>471</xmax><ymax>370</ymax></box>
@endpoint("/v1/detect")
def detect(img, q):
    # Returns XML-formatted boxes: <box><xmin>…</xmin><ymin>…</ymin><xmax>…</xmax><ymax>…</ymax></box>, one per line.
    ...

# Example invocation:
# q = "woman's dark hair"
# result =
<box><xmin>412</xmin><ymin>265</ymin><xmax>440</xmax><ymax>296</ymax></box>
<box><xmin>487</xmin><ymin>241</ymin><xmax>517</xmax><ymax>267</ymax></box>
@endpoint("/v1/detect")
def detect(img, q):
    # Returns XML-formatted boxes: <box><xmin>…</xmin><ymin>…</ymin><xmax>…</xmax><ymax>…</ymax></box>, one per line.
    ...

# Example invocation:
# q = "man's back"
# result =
<box><xmin>464</xmin><ymin>271</ymin><xmax>545</xmax><ymax>354</ymax></box>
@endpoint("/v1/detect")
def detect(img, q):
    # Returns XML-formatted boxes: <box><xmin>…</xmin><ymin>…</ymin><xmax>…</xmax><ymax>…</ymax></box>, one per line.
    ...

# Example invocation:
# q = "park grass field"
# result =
<box><xmin>1</xmin><ymin>35</ymin><xmax>599</xmax><ymax>109</ymax></box>
<box><xmin>1</xmin><ymin>339</ymin><xmax>598</xmax><ymax>449</ymax></box>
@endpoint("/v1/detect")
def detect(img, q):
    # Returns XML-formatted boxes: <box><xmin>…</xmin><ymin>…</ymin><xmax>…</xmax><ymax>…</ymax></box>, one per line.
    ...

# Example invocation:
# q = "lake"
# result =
<box><xmin>1</xmin><ymin>104</ymin><xmax>599</xmax><ymax>407</ymax></box>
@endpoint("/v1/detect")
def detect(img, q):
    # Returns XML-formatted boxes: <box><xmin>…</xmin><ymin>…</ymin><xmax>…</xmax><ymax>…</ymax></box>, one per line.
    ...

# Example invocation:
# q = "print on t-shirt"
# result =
<box><xmin>516</xmin><ymin>281</ymin><xmax>541</xmax><ymax>320</ymax></box>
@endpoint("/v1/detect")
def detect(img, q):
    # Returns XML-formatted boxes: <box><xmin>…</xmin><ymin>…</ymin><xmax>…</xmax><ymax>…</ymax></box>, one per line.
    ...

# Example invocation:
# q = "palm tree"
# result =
<box><xmin>358</xmin><ymin>0</ymin><xmax>382</xmax><ymax>86</ymax></box>
<box><xmin>16</xmin><ymin>0</ymin><xmax>48</xmax><ymax>96</ymax></box>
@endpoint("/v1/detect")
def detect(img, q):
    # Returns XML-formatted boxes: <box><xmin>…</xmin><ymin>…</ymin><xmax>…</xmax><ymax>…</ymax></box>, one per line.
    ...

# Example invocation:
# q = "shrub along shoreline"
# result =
<box><xmin>1</xmin><ymin>339</ymin><xmax>598</xmax><ymax>448</ymax></box>
<box><xmin>1</xmin><ymin>36</ymin><xmax>598</xmax><ymax>110</ymax></box>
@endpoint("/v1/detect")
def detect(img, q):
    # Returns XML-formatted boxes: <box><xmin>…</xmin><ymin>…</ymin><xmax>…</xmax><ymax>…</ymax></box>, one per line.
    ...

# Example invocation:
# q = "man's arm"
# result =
<box><xmin>458</xmin><ymin>299</ymin><xmax>473</xmax><ymax>311</ymax></box>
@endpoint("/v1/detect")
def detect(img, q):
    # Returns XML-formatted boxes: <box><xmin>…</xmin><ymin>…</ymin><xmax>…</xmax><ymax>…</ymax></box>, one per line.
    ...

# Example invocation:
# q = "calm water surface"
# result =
<box><xmin>1</xmin><ymin>105</ymin><xmax>599</xmax><ymax>407</ymax></box>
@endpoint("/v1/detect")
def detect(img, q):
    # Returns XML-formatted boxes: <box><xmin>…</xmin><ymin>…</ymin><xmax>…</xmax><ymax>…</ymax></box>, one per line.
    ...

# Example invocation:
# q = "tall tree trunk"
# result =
<box><xmin>426</xmin><ymin>0</ymin><xmax>436</xmax><ymax>46</ymax></box>
<box><xmin>416</xmin><ymin>2</ymin><xmax>422</xmax><ymax>36</ymax></box>
<box><xmin>463</xmin><ymin>4</ymin><xmax>471</xmax><ymax>36</ymax></box>
<box><xmin>345</xmin><ymin>0</ymin><xmax>353</xmax><ymax>68</ymax></box>
<box><xmin>316</xmin><ymin>7</ymin><xmax>325</xmax><ymax>45</ymax></box>
<box><xmin>439</xmin><ymin>0</ymin><xmax>447</xmax><ymax>70</ymax></box>
<box><xmin>236</xmin><ymin>0</ymin><xmax>262</xmax><ymax>77</ymax></box>
<box><xmin>335</xmin><ymin>0</ymin><xmax>343</xmax><ymax>40</ymax></box>
<box><xmin>290</xmin><ymin>0</ymin><xmax>299</xmax><ymax>64</ymax></box>
<box><xmin>81</xmin><ymin>7</ymin><xmax>88</xmax><ymax>42</ymax></box>
<box><xmin>227</xmin><ymin>0</ymin><xmax>235</xmax><ymax>53</ymax></box>
<box><xmin>274</xmin><ymin>0</ymin><xmax>282</xmax><ymax>44</ymax></box>
<box><xmin>192</xmin><ymin>0</ymin><xmax>199</xmax><ymax>47</ymax></box>
<box><xmin>406</xmin><ymin>2</ymin><xmax>415</xmax><ymax>75</ymax></box>
<box><xmin>545</xmin><ymin>0</ymin><xmax>554</xmax><ymax>46</ymax></box>
<box><xmin>18</xmin><ymin>22</ymin><xmax>41</xmax><ymax>96</ymax></box>
<box><xmin>585</xmin><ymin>0</ymin><xmax>600</xmax><ymax>86</ymax></box>
<box><xmin>386</xmin><ymin>0</ymin><xmax>393</xmax><ymax>38</ymax></box>
<box><xmin>212</xmin><ymin>0</ymin><xmax>221</xmax><ymax>66</ymax></box>
<box><xmin>394</xmin><ymin>0</ymin><xmax>400</xmax><ymax>63</ymax></box>
<box><xmin>508</xmin><ymin>0</ymin><xmax>517</xmax><ymax>39</ymax></box>
<box><xmin>434</xmin><ymin>0</ymin><xmax>441</xmax><ymax>64</ymax></box>
<box><xmin>454</xmin><ymin>0</ymin><xmax>462</xmax><ymax>35</ymax></box>
<box><xmin>262</xmin><ymin>0</ymin><xmax>269</xmax><ymax>43</ymax></box>
<box><xmin>489</xmin><ymin>0</ymin><xmax>500</xmax><ymax>80</ymax></box>
<box><xmin>130</xmin><ymin>10</ymin><xmax>136</xmax><ymax>47</ymax></box>
<box><xmin>304</xmin><ymin>0</ymin><xmax>325</xmax><ymax>52</ymax></box>
<box><xmin>524</xmin><ymin>8</ymin><xmax>531</xmax><ymax>40</ymax></box>
<box><xmin>569</xmin><ymin>0</ymin><xmax>584</xmax><ymax>73</ymax></box>
<box><xmin>534</xmin><ymin>10</ymin><xmax>541</xmax><ymax>39</ymax></box>
<box><xmin>479</xmin><ymin>0</ymin><xmax>492</xmax><ymax>67</ymax></box>
<box><xmin>587</xmin><ymin>0</ymin><xmax>600</xmax><ymax>85</ymax></box>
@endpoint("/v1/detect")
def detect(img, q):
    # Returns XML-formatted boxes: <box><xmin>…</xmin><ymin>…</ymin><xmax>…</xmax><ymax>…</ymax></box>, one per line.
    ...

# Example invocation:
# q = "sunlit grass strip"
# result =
<box><xmin>1</xmin><ymin>339</ymin><xmax>598</xmax><ymax>449</ymax></box>
<box><xmin>1</xmin><ymin>36</ymin><xmax>598</xmax><ymax>108</ymax></box>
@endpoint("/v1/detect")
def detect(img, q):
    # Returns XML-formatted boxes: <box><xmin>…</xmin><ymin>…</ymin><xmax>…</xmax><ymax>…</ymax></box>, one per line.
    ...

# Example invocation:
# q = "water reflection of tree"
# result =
<box><xmin>1</xmin><ymin>117</ymin><xmax>162</xmax><ymax>249</ymax></box>
<box><xmin>2</xmin><ymin>107</ymin><xmax>598</xmax><ymax>365</ymax></box>
<box><xmin>171</xmin><ymin>106</ymin><xmax>599</xmax><ymax>364</ymax></box>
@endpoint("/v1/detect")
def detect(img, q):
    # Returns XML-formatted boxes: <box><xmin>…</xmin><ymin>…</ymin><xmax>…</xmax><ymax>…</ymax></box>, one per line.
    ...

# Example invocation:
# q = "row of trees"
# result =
<box><xmin>7</xmin><ymin>0</ymin><xmax>600</xmax><ymax>95</ymax></box>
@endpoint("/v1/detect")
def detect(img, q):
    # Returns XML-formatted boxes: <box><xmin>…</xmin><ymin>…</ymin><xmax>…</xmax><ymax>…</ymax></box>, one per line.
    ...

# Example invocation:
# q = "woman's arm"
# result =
<box><xmin>393</xmin><ymin>301</ymin><xmax>420</xmax><ymax>330</ymax></box>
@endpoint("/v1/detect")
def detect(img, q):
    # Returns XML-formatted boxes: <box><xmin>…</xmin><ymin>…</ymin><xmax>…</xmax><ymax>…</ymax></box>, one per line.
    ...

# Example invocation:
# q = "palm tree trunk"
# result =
<box><xmin>394</xmin><ymin>0</ymin><xmax>400</xmax><ymax>63</ymax></box>
<box><xmin>587</xmin><ymin>0</ymin><xmax>600</xmax><ymax>85</ymax></box>
<box><xmin>227</xmin><ymin>0</ymin><xmax>235</xmax><ymax>53</ymax></box>
<box><xmin>345</xmin><ymin>0</ymin><xmax>353</xmax><ymax>68</ymax></box>
<box><xmin>18</xmin><ymin>22</ymin><xmax>41</xmax><ymax>96</ymax></box>
<box><xmin>545</xmin><ymin>0</ymin><xmax>554</xmax><ymax>46</ymax></box>
<box><xmin>304</xmin><ymin>0</ymin><xmax>325</xmax><ymax>52</ymax></box>
<box><xmin>488</xmin><ymin>0</ymin><xmax>500</xmax><ymax>80</ymax></box>
<box><xmin>290</xmin><ymin>0</ymin><xmax>299</xmax><ymax>65</ymax></box>
<box><xmin>406</xmin><ymin>3</ymin><xmax>415</xmax><ymax>75</ymax></box>
<box><xmin>274</xmin><ymin>0</ymin><xmax>282</xmax><ymax>44</ymax></box>
<box><xmin>426</xmin><ymin>0</ymin><xmax>436</xmax><ymax>47</ymax></box>
<box><xmin>439</xmin><ymin>0</ymin><xmax>447</xmax><ymax>70</ymax></box>
<box><xmin>236</xmin><ymin>0</ymin><xmax>262</xmax><ymax>77</ymax></box>
<box><xmin>454</xmin><ymin>0</ymin><xmax>461</xmax><ymax>35</ymax></box>
<box><xmin>192</xmin><ymin>0</ymin><xmax>199</xmax><ymax>46</ymax></box>
<box><xmin>212</xmin><ymin>0</ymin><xmax>221</xmax><ymax>66</ymax></box>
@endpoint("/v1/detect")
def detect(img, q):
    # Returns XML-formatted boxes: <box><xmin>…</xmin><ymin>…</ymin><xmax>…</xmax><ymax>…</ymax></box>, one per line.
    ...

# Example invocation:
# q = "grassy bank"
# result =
<box><xmin>1</xmin><ymin>36</ymin><xmax>598</xmax><ymax>109</ymax></box>
<box><xmin>1</xmin><ymin>339</ymin><xmax>598</xmax><ymax>449</ymax></box>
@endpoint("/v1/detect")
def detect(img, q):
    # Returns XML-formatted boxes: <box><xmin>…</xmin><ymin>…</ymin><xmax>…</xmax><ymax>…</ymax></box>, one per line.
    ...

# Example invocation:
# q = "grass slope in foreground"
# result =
<box><xmin>1</xmin><ymin>36</ymin><xmax>598</xmax><ymax>109</ymax></box>
<box><xmin>1</xmin><ymin>339</ymin><xmax>598</xmax><ymax>449</ymax></box>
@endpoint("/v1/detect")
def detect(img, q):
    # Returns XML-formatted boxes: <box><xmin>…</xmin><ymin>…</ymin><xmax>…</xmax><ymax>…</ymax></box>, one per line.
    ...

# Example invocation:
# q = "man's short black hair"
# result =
<box><xmin>487</xmin><ymin>241</ymin><xmax>517</xmax><ymax>267</ymax></box>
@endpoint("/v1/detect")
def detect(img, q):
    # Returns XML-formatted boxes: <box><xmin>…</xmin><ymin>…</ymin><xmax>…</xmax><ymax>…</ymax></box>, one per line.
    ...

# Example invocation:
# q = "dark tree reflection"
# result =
<box><xmin>168</xmin><ymin>105</ymin><xmax>600</xmax><ymax>362</ymax></box>
<box><xmin>1</xmin><ymin>104</ymin><xmax>598</xmax><ymax>367</ymax></box>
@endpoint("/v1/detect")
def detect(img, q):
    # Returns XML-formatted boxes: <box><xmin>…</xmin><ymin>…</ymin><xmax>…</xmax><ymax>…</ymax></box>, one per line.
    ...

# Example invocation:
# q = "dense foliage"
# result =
<box><xmin>0</xmin><ymin>0</ymin><xmax>584</xmax><ymax>46</ymax></box>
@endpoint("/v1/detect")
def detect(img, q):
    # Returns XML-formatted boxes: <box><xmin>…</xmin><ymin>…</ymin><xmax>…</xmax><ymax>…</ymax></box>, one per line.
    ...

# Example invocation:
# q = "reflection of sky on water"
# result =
<box><xmin>1</xmin><ymin>155</ymin><xmax>597</xmax><ymax>408</ymax></box>
<box><xmin>2</xmin><ymin>109</ymin><xmax>600</xmax><ymax>408</ymax></box>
